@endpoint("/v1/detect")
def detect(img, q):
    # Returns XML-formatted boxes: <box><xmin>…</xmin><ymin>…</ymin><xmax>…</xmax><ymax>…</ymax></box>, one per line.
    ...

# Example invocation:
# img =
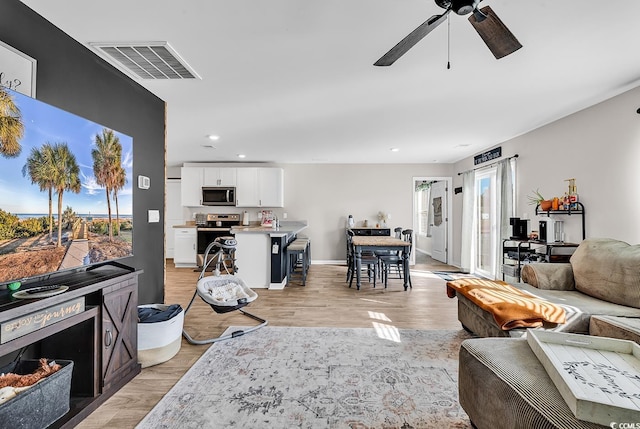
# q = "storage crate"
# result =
<box><xmin>0</xmin><ymin>359</ymin><xmax>73</xmax><ymax>429</ymax></box>
<box><xmin>501</xmin><ymin>264</ymin><xmax>520</xmax><ymax>278</ymax></box>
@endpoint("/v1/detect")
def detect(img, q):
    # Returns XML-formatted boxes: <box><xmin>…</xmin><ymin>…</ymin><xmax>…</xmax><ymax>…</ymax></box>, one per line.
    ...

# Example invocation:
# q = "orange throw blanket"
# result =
<box><xmin>446</xmin><ymin>278</ymin><xmax>566</xmax><ymax>330</ymax></box>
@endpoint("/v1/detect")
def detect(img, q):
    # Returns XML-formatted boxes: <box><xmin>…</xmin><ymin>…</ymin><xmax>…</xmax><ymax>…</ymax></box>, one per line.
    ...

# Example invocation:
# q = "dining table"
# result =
<box><xmin>351</xmin><ymin>235</ymin><xmax>412</xmax><ymax>290</ymax></box>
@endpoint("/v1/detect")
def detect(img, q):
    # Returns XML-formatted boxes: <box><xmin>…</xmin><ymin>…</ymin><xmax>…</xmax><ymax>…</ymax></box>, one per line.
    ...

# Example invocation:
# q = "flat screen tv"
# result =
<box><xmin>0</xmin><ymin>86</ymin><xmax>133</xmax><ymax>287</ymax></box>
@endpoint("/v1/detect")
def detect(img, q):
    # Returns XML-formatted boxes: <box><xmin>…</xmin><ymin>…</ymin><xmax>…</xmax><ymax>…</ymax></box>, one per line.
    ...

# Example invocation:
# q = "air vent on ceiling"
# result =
<box><xmin>88</xmin><ymin>42</ymin><xmax>201</xmax><ymax>80</ymax></box>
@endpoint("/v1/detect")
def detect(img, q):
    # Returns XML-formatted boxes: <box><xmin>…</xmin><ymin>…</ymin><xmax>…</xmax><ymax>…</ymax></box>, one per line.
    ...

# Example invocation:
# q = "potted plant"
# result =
<box><xmin>528</xmin><ymin>189</ymin><xmax>553</xmax><ymax>211</ymax></box>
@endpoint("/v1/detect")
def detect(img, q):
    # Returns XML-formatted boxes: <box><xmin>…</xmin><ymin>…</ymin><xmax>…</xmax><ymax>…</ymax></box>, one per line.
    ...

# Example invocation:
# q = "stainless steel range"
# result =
<box><xmin>196</xmin><ymin>213</ymin><xmax>240</xmax><ymax>267</ymax></box>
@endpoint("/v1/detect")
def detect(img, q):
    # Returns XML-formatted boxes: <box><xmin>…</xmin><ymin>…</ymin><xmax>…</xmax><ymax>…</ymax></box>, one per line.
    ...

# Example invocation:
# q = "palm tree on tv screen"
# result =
<box><xmin>92</xmin><ymin>129</ymin><xmax>122</xmax><ymax>242</ymax></box>
<box><xmin>0</xmin><ymin>87</ymin><xmax>24</xmax><ymax>158</ymax></box>
<box><xmin>22</xmin><ymin>143</ymin><xmax>56</xmax><ymax>240</ymax></box>
<box><xmin>112</xmin><ymin>164</ymin><xmax>126</xmax><ymax>236</ymax></box>
<box><xmin>50</xmin><ymin>142</ymin><xmax>81</xmax><ymax>247</ymax></box>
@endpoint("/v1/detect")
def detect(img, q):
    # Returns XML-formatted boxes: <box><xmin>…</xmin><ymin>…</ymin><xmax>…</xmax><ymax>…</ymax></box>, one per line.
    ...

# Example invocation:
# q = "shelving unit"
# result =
<box><xmin>535</xmin><ymin>201</ymin><xmax>585</xmax><ymax>240</ymax></box>
<box><xmin>503</xmin><ymin>202</ymin><xmax>586</xmax><ymax>282</ymax></box>
<box><xmin>502</xmin><ymin>239</ymin><xmax>580</xmax><ymax>282</ymax></box>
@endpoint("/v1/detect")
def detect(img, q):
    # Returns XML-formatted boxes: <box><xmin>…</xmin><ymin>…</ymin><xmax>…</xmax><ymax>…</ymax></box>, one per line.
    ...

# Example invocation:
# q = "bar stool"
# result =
<box><xmin>287</xmin><ymin>238</ymin><xmax>310</xmax><ymax>285</ymax></box>
<box><xmin>296</xmin><ymin>236</ymin><xmax>311</xmax><ymax>272</ymax></box>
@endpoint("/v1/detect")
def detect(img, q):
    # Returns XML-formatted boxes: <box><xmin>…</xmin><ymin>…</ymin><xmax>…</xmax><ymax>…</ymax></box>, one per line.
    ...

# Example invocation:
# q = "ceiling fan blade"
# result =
<box><xmin>374</xmin><ymin>10</ymin><xmax>451</xmax><ymax>66</ymax></box>
<box><xmin>468</xmin><ymin>5</ymin><xmax>522</xmax><ymax>59</ymax></box>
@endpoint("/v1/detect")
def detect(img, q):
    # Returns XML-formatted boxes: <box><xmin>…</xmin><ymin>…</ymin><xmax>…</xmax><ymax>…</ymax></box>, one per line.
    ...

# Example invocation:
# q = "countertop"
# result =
<box><xmin>172</xmin><ymin>221</ymin><xmax>308</xmax><ymax>236</ymax></box>
<box><xmin>231</xmin><ymin>221</ymin><xmax>307</xmax><ymax>237</ymax></box>
<box><xmin>173</xmin><ymin>222</ymin><xmax>196</xmax><ymax>228</ymax></box>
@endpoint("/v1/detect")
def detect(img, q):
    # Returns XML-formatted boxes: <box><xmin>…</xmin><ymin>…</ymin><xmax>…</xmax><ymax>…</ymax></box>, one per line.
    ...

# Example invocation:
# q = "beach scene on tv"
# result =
<box><xmin>0</xmin><ymin>86</ymin><xmax>133</xmax><ymax>285</ymax></box>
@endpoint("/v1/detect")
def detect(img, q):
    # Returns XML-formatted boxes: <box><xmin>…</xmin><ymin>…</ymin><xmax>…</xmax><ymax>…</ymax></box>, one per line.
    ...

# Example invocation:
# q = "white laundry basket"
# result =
<box><xmin>137</xmin><ymin>304</ymin><xmax>184</xmax><ymax>368</ymax></box>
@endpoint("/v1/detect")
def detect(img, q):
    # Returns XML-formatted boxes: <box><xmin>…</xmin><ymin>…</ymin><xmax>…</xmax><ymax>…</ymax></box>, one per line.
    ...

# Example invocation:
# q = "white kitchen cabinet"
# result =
<box><xmin>258</xmin><ymin>167</ymin><xmax>284</xmax><ymax>207</ymax></box>
<box><xmin>180</xmin><ymin>167</ymin><xmax>203</xmax><ymax>206</ymax></box>
<box><xmin>173</xmin><ymin>228</ymin><xmax>197</xmax><ymax>267</ymax></box>
<box><xmin>203</xmin><ymin>167</ymin><xmax>236</xmax><ymax>186</ymax></box>
<box><xmin>235</xmin><ymin>168</ymin><xmax>260</xmax><ymax>207</ymax></box>
<box><xmin>236</xmin><ymin>167</ymin><xmax>284</xmax><ymax>207</ymax></box>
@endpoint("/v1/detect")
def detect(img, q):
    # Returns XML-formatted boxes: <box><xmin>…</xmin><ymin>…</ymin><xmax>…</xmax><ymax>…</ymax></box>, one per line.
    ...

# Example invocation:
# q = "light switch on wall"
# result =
<box><xmin>148</xmin><ymin>209</ymin><xmax>160</xmax><ymax>223</ymax></box>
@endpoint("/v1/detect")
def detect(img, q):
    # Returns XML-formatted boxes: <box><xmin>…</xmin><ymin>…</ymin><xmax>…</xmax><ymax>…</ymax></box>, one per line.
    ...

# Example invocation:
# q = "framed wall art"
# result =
<box><xmin>0</xmin><ymin>40</ymin><xmax>37</xmax><ymax>97</ymax></box>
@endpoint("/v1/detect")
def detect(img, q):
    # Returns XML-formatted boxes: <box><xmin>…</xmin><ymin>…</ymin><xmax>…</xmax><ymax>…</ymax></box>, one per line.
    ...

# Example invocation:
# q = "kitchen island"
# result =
<box><xmin>231</xmin><ymin>221</ymin><xmax>308</xmax><ymax>289</ymax></box>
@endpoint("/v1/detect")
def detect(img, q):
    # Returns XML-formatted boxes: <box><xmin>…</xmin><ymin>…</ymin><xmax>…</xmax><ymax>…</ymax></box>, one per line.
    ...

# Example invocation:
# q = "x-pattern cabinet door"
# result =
<box><xmin>101</xmin><ymin>278</ymin><xmax>138</xmax><ymax>391</ymax></box>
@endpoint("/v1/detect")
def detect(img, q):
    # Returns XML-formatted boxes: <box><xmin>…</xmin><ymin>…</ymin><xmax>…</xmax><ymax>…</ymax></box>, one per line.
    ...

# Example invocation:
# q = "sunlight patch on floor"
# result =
<box><xmin>372</xmin><ymin>321</ymin><xmax>401</xmax><ymax>342</ymax></box>
<box><xmin>360</xmin><ymin>298</ymin><xmax>391</xmax><ymax>305</ymax></box>
<box><xmin>368</xmin><ymin>311</ymin><xmax>392</xmax><ymax>322</ymax></box>
<box><xmin>408</xmin><ymin>270</ymin><xmax>442</xmax><ymax>279</ymax></box>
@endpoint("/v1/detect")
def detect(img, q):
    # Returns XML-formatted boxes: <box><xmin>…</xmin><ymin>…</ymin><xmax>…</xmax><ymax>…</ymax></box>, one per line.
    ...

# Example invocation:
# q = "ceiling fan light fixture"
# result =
<box><xmin>451</xmin><ymin>0</ymin><xmax>479</xmax><ymax>15</ymax></box>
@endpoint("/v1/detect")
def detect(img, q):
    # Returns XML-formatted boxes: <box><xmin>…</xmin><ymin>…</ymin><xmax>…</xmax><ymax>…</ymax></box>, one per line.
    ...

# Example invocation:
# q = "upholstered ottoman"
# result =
<box><xmin>459</xmin><ymin>338</ymin><xmax>607</xmax><ymax>429</ymax></box>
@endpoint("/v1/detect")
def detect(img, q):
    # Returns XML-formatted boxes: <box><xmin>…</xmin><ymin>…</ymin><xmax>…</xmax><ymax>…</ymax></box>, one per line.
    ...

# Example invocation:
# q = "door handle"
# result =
<box><xmin>104</xmin><ymin>328</ymin><xmax>113</xmax><ymax>348</ymax></box>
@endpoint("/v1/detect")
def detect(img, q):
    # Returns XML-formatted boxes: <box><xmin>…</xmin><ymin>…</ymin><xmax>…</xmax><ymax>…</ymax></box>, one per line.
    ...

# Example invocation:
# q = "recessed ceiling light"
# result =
<box><xmin>207</xmin><ymin>135</ymin><xmax>220</xmax><ymax>141</ymax></box>
<box><xmin>390</xmin><ymin>148</ymin><xmax>400</xmax><ymax>152</ymax></box>
<box><xmin>237</xmin><ymin>154</ymin><xmax>246</xmax><ymax>159</ymax></box>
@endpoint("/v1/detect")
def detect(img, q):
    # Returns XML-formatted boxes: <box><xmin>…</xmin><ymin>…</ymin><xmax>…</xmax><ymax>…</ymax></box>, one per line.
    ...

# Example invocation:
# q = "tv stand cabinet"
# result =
<box><xmin>0</xmin><ymin>265</ymin><xmax>141</xmax><ymax>428</ymax></box>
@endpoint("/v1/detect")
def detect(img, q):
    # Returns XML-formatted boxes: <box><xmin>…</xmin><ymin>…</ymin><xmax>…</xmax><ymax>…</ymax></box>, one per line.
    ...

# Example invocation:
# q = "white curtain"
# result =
<box><xmin>493</xmin><ymin>158</ymin><xmax>516</xmax><ymax>278</ymax></box>
<box><xmin>460</xmin><ymin>171</ymin><xmax>475</xmax><ymax>272</ymax></box>
<box><xmin>425</xmin><ymin>185</ymin><xmax>432</xmax><ymax>237</ymax></box>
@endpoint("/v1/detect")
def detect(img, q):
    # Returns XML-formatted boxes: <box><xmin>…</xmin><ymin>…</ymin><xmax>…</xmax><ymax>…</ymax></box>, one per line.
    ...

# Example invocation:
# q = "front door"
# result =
<box><xmin>430</xmin><ymin>181</ymin><xmax>447</xmax><ymax>263</ymax></box>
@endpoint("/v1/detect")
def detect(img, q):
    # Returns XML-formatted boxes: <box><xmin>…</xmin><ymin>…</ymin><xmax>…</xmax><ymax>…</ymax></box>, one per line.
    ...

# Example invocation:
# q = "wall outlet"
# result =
<box><xmin>283</xmin><ymin>212</ymin><xmax>288</xmax><ymax>219</ymax></box>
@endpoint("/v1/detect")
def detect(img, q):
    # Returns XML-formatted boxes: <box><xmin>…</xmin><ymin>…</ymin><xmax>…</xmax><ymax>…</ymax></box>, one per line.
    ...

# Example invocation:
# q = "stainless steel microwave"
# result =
<box><xmin>202</xmin><ymin>187</ymin><xmax>236</xmax><ymax>206</ymax></box>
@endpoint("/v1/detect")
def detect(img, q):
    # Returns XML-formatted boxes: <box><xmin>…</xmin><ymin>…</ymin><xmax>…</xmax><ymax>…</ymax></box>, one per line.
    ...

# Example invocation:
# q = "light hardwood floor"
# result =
<box><xmin>77</xmin><ymin>256</ymin><xmax>462</xmax><ymax>428</ymax></box>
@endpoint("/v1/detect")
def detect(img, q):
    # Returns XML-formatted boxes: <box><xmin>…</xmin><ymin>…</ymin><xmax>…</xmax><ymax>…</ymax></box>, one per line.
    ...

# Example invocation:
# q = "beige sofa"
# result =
<box><xmin>456</xmin><ymin>237</ymin><xmax>640</xmax><ymax>337</ymax></box>
<box><xmin>457</xmin><ymin>238</ymin><xmax>640</xmax><ymax>428</ymax></box>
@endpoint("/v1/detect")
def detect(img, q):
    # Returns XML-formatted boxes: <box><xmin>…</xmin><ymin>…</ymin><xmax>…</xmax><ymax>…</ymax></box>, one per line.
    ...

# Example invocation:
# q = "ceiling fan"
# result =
<box><xmin>374</xmin><ymin>0</ymin><xmax>522</xmax><ymax>66</ymax></box>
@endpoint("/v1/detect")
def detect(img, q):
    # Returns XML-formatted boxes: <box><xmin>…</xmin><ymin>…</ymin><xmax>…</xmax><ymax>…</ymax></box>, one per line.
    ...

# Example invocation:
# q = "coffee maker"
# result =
<box><xmin>539</xmin><ymin>219</ymin><xmax>564</xmax><ymax>243</ymax></box>
<box><xmin>509</xmin><ymin>217</ymin><xmax>529</xmax><ymax>239</ymax></box>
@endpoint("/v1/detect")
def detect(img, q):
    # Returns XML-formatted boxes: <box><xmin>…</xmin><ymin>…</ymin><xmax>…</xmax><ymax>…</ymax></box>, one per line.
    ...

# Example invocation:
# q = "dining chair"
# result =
<box><xmin>401</xmin><ymin>229</ymin><xmax>413</xmax><ymax>288</ymax></box>
<box><xmin>346</xmin><ymin>229</ymin><xmax>379</xmax><ymax>288</ymax></box>
<box><xmin>379</xmin><ymin>228</ymin><xmax>413</xmax><ymax>288</ymax></box>
<box><xmin>376</xmin><ymin>226</ymin><xmax>402</xmax><ymax>279</ymax></box>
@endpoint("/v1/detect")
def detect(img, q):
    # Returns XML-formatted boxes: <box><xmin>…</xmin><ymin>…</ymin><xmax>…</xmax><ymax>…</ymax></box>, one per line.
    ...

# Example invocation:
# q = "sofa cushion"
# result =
<box><xmin>517</xmin><ymin>283</ymin><xmax>640</xmax><ymax>333</ymax></box>
<box><xmin>570</xmin><ymin>238</ymin><xmax>640</xmax><ymax>308</ymax></box>
<box><xmin>521</xmin><ymin>263</ymin><xmax>575</xmax><ymax>290</ymax></box>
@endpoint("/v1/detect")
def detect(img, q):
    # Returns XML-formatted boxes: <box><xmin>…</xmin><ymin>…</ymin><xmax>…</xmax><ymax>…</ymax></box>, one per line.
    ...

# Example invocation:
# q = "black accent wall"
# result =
<box><xmin>1</xmin><ymin>1</ymin><xmax>166</xmax><ymax>304</ymax></box>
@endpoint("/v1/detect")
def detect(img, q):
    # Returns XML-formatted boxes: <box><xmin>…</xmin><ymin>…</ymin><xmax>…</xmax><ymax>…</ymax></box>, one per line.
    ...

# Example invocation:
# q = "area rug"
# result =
<box><xmin>136</xmin><ymin>326</ymin><xmax>472</xmax><ymax>429</ymax></box>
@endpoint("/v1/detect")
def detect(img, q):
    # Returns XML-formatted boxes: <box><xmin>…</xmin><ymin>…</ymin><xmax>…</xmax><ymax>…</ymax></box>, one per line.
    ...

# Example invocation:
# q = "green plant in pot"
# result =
<box><xmin>528</xmin><ymin>189</ymin><xmax>553</xmax><ymax>211</ymax></box>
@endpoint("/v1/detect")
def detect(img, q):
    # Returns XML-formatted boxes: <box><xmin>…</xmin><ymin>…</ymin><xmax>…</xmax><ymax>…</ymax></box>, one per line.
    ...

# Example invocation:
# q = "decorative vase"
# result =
<box><xmin>347</xmin><ymin>215</ymin><xmax>354</xmax><ymax>228</ymax></box>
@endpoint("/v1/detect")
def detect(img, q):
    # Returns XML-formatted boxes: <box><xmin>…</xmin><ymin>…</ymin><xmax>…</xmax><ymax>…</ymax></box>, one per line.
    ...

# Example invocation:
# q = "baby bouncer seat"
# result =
<box><xmin>182</xmin><ymin>236</ymin><xmax>268</xmax><ymax>345</ymax></box>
